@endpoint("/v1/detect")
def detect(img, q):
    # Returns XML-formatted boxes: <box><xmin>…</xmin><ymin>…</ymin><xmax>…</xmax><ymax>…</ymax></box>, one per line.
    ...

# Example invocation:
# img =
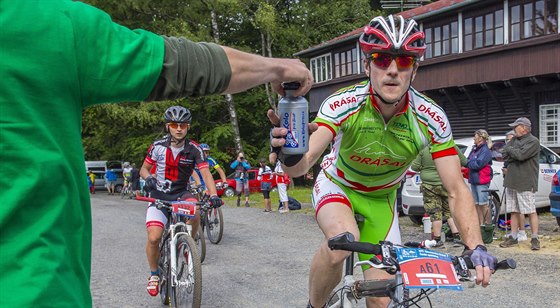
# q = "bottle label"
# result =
<box><xmin>281</xmin><ymin>111</ymin><xmax>306</xmax><ymax>149</ymax></box>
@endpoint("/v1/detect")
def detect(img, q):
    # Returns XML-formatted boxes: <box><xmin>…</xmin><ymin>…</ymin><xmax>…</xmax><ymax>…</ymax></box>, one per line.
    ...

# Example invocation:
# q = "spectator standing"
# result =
<box><xmin>231</xmin><ymin>153</ymin><xmax>251</xmax><ymax>207</ymax></box>
<box><xmin>466</xmin><ymin>129</ymin><xmax>493</xmax><ymax>225</ymax></box>
<box><xmin>130</xmin><ymin>163</ymin><xmax>141</xmax><ymax>196</ymax></box>
<box><xmin>411</xmin><ymin>146</ymin><xmax>467</xmax><ymax>248</ymax></box>
<box><xmin>499</xmin><ymin>117</ymin><xmax>541</xmax><ymax>250</ymax></box>
<box><xmin>273</xmin><ymin>158</ymin><xmax>290</xmax><ymax>213</ymax></box>
<box><xmin>502</xmin><ymin>130</ymin><xmax>528</xmax><ymax>241</ymax></box>
<box><xmin>104</xmin><ymin>169</ymin><xmax>117</xmax><ymax>195</ymax></box>
<box><xmin>88</xmin><ymin>170</ymin><xmax>96</xmax><ymax>194</ymax></box>
<box><xmin>257</xmin><ymin>158</ymin><xmax>274</xmax><ymax>212</ymax></box>
<box><xmin>87</xmin><ymin>172</ymin><xmax>94</xmax><ymax>195</ymax></box>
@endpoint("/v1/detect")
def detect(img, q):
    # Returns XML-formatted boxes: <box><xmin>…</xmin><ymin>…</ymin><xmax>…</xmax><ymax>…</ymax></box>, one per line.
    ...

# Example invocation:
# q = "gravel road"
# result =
<box><xmin>91</xmin><ymin>193</ymin><xmax>559</xmax><ymax>307</ymax></box>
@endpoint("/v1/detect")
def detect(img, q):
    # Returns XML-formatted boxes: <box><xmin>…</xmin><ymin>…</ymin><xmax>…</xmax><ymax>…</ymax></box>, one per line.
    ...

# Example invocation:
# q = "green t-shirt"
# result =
<box><xmin>0</xmin><ymin>1</ymin><xmax>164</xmax><ymax>306</ymax></box>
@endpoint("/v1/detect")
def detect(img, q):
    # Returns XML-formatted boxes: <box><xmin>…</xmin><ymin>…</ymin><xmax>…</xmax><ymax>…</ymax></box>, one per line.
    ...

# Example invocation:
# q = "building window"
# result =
<box><xmin>310</xmin><ymin>54</ymin><xmax>332</xmax><ymax>83</ymax></box>
<box><xmin>510</xmin><ymin>0</ymin><xmax>557</xmax><ymax>41</ymax></box>
<box><xmin>464</xmin><ymin>18</ymin><xmax>473</xmax><ymax>51</ymax></box>
<box><xmin>424</xmin><ymin>21</ymin><xmax>458</xmax><ymax>59</ymax></box>
<box><xmin>464</xmin><ymin>9</ymin><xmax>505</xmax><ymax>50</ymax></box>
<box><xmin>540</xmin><ymin>104</ymin><xmax>560</xmax><ymax>147</ymax></box>
<box><xmin>334</xmin><ymin>48</ymin><xmax>357</xmax><ymax>78</ymax></box>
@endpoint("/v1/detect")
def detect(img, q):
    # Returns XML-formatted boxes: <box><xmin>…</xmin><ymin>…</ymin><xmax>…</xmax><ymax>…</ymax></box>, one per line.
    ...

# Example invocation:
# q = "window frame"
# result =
<box><xmin>509</xmin><ymin>0</ymin><xmax>555</xmax><ymax>42</ymax></box>
<box><xmin>463</xmin><ymin>6</ymin><xmax>505</xmax><ymax>51</ymax></box>
<box><xmin>333</xmin><ymin>48</ymin><xmax>358</xmax><ymax>79</ymax></box>
<box><xmin>539</xmin><ymin>104</ymin><xmax>560</xmax><ymax>148</ymax></box>
<box><xmin>423</xmin><ymin>17</ymin><xmax>459</xmax><ymax>59</ymax></box>
<box><xmin>310</xmin><ymin>54</ymin><xmax>332</xmax><ymax>83</ymax></box>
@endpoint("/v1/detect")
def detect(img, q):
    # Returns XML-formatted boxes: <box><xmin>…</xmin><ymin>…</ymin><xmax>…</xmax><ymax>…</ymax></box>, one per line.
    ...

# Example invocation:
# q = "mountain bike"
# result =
<box><xmin>136</xmin><ymin>194</ymin><xmax>202</xmax><ymax>308</ymax></box>
<box><xmin>191</xmin><ymin>184</ymin><xmax>225</xmax><ymax>245</ymax></box>
<box><xmin>326</xmin><ymin>232</ymin><xmax>516</xmax><ymax>308</ymax></box>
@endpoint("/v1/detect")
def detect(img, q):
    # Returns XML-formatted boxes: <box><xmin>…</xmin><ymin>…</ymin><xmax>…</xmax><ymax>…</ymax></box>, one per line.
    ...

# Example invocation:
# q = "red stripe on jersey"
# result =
<box><xmin>432</xmin><ymin>147</ymin><xmax>457</xmax><ymax>159</ymax></box>
<box><xmin>197</xmin><ymin>161</ymin><xmax>209</xmax><ymax>170</ymax></box>
<box><xmin>334</xmin><ymin>168</ymin><xmax>399</xmax><ymax>192</ymax></box>
<box><xmin>315</xmin><ymin>194</ymin><xmax>352</xmax><ymax>218</ymax></box>
<box><xmin>146</xmin><ymin>221</ymin><xmax>164</xmax><ymax>229</ymax></box>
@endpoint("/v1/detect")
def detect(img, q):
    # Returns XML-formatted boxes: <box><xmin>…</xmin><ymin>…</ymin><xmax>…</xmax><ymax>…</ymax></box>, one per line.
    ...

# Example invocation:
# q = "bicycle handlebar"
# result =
<box><xmin>328</xmin><ymin>233</ymin><xmax>516</xmax><ymax>274</ymax></box>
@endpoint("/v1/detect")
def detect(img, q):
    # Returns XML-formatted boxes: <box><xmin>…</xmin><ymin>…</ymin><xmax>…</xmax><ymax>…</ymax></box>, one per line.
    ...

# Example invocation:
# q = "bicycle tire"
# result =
<box><xmin>159</xmin><ymin>237</ymin><xmax>171</xmax><ymax>305</ymax></box>
<box><xmin>171</xmin><ymin>234</ymin><xmax>202</xmax><ymax>308</ymax></box>
<box><xmin>205</xmin><ymin>207</ymin><xmax>224</xmax><ymax>244</ymax></box>
<box><xmin>196</xmin><ymin>226</ymin><xmax>206</xmax><ymax>264</ymax></box>
<box><xmin>489</xmin><ymin>192</ymin><xmax>501</xmax><ymax>224</ymax></box>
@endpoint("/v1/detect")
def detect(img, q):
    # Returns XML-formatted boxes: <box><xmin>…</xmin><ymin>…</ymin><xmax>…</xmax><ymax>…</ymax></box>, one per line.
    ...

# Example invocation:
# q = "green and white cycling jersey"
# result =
<box><xmin>314</xmin><ymin>80</ymin><xmax>457</xmax><ymax>195</ymax></box>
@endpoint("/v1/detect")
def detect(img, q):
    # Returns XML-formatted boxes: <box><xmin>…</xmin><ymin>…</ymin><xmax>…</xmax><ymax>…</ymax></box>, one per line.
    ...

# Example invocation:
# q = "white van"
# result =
<box><xmin>85</xmin><ymin>161</ymin><xmax>124</xmax><ymax>191</ymax></box>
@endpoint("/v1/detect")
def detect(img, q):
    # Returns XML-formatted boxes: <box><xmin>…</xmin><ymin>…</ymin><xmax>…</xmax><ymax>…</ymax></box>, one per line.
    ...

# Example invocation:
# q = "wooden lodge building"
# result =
<box><xmin>295</xmin><ymin>0</ymin><xmax>560</xmax><ymax>153</ymax></box>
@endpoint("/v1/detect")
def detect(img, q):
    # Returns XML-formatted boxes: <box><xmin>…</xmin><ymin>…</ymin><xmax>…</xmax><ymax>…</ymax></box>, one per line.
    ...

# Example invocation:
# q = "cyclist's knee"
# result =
<box><xmin>147</xmin><ymin>228</ymin><xmax>163</xmax><ymax>245</ymax></box>
<box><xmin>320</xmin><ymin>241</ymin><xmax>352</xmax><ymax>266</ymax></box>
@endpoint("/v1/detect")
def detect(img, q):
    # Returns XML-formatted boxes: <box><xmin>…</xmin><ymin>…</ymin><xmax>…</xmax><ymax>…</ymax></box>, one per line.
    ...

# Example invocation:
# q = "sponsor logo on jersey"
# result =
<box><xmin>354</xmin><ymin>141</ymin><xmax>407</xmax><ymax>160</ymax></box>
<box><xmin>328</xmin><ymin>96</ymin><xmax>358</xmax><ymax>111</ymax></box>
<box><xmin>349</xmin><ymin>141</ymin><xmax>407</xmax><ymax>167</ymax></box>
<box><xmin>418</xmin><ymin>104</ymin><xmax>447</xmax><ymax>131</ymax></box>
<box><xmin>349</xmin><ymin>155</ymin><xmax>407</xmax><ymax>167</ymax></box>
<box><xmin>393</xmin><ymin>122</ymin><xmax>409</xmax><ymax>130</ymax></box>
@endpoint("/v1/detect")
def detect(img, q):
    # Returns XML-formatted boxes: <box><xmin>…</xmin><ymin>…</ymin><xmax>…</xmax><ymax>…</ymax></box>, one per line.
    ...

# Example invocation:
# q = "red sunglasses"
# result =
<box><xmin>370</xmin><ymin>53</ymin><xmax>416</xmax><ymax>70</ymax></box>
<box><xmin>168</xmin><ymin>122</ymin><xmax>189</xmax><ymax>129</ymax></box>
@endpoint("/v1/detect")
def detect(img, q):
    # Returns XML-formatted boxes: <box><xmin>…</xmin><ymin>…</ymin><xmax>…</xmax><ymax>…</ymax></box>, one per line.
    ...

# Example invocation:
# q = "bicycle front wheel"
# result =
<box><xmin>205</xmin><ymin>207</ymin><xmax>224</xmax><ymax>244</ymax></box>
<box><xmin>172</xmin><ymin>234</ymin><xmax>202</xmax><ymax>308</ymax></box>
<box><xmin>159</xmin><ymin>238</ymin><xmax>171</xmax><ymax>305</ymax></box>
<box><xmin>195</xmin><ymin>226</ymin><xmax>206</xmax><ymax>264</ymax></box>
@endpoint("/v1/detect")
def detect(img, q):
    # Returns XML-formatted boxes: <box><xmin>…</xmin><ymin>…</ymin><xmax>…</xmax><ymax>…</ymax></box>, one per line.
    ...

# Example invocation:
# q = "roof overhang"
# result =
<box><xmin>295</xmin><ymin>0</ymin><xmax>481</xmax><ymax>58</ymax></box>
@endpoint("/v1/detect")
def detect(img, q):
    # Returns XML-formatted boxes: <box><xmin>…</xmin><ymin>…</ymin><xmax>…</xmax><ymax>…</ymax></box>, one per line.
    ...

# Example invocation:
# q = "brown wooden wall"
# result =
<box><xmin>413</xmin><ymin>35</ymin><xmax>560</xmax><ymax>91</ymax></box>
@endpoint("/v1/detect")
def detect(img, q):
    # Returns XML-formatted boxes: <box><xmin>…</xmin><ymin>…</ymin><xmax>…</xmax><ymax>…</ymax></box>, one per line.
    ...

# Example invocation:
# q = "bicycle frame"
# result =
<box><xmin>167</xmin><ymin>218</ymin><xmax>194</xmax><ymax>290</ymax></box>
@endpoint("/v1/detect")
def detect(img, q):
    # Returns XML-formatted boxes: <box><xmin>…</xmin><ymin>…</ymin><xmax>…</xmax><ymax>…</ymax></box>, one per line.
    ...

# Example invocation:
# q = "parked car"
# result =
<box><xmin>402</xmin><ymin>136</ymin><xmax>560</xmax><ymax>224</ymax></box>
<box><xmin>214</xmin><ymin>168</ymin><xmax>291</xmax><ymax>197</ymax></box>
<box><xmin>550</xmin><ymin>170</ymin><xmax>560</xmax><ymax>227</ymax></box>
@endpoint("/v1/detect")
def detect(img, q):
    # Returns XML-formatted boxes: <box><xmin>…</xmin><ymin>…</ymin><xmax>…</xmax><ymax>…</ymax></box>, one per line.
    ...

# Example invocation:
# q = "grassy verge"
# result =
<box><xmin>222</xmin><ymin>186</ymin><xmax>314</xmax><ymax>213</ymax></box>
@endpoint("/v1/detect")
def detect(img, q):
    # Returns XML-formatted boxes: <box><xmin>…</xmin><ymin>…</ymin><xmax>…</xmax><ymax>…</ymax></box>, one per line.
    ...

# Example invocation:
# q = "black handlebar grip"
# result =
<box><xmin>463</xmin><ymin>256</ymin><xmax>516</xmax><ymax>271</ymax></box>
<box><xmin>282</xmin><ymin>82</ymin><xmax>301</xmax><ymax>90</ymax></box>
<box><xmin>496</xmin><ymin>258</ymin><xmax>517</xmax><ymax>270</ymax></box>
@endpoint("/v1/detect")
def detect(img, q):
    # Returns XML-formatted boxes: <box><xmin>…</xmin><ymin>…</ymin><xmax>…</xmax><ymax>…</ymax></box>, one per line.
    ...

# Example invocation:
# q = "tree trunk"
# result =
<box><xmin>209</xmin><ymin>7</ymin><xmax>243</xmax><ymax>154</ymax></box>
<box><xmin>262</xmin><ymin>31</ymin><xmax>277</xmax><ymax>112</ymax></box>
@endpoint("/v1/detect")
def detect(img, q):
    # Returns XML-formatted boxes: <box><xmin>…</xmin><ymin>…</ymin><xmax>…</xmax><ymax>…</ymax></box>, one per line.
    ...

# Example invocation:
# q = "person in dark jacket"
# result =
<box><xmin>467</xmin><ymin>129</ymin><xmax>493</xmax><ymax>225</ymax></box>
<box><xmin>499</xmin><ymin>117</ymin><xmax>541</xmax><ymax>250</ymax></box>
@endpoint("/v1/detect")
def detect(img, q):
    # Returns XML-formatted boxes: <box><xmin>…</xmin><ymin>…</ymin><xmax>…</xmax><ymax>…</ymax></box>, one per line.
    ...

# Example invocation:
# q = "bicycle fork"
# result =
<box><xmin>169</xmin><ymin>223</ymin><xmax>192</xmax><ymax>289</ymax></box>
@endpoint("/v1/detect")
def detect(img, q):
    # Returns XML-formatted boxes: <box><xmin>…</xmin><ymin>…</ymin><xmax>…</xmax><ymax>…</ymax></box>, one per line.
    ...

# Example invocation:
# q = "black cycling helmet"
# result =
<box><xmin>164</xmin><ymin>106</ymin><xmax>192</xmax><ymax>123</ymax></box>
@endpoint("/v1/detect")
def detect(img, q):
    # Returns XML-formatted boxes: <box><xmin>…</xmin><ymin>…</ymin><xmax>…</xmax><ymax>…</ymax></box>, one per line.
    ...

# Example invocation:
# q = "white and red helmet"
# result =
<box><xmin>359</xmin><ymin>15</ymin><xmax>426</xmax><ymax>58</ymax></box>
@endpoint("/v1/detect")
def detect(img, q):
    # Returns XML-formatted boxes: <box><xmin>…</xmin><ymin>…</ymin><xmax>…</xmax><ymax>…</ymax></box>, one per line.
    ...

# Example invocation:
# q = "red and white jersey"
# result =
<box><xmin>274</xmin><ymin>161</ymin><xmax>288</xmax><ymax>184</ymax></box>
<box><xmin>257</xmin><ymin>165</ymin><xmax>273</xmax><ymax>182</ymax></box>
<box><xmin>144</xmin><ymin>136</ymin><xmax>208</xmax><ymax>194</ymax></box>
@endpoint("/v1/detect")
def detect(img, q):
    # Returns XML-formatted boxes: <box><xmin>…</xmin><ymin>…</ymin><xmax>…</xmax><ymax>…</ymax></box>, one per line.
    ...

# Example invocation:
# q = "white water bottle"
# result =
<box><xmin>278</xmin><ymin>82</ymin><xmax>309</xmax><ymax>155</ymax></box>
<box><xmin>422</xmin><ymin>214</ymin><xmax>432</xmax><ymax>234</ymax></box>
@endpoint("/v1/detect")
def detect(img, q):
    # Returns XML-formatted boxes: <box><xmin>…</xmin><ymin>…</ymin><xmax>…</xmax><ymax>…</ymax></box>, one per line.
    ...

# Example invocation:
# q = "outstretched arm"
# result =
<box><xmin>221</xmin><ymin>46</ymin><xmax>313</xmax><ymax>97</ymax></box>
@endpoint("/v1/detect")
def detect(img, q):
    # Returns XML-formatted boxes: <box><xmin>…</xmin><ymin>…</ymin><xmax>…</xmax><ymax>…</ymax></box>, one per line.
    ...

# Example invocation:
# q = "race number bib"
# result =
<box><xmin>395</xmin><ymin>247</ymin><xmax>462</xmax><ymax>291</ymax></box>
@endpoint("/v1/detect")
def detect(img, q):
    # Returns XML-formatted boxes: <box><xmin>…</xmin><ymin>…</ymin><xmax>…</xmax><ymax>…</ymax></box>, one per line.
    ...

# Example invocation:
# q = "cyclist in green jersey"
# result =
<box><xmin>270</xmin><ymin>15</ymin><xmax>498</xmax><ymax>308</ymax></box>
